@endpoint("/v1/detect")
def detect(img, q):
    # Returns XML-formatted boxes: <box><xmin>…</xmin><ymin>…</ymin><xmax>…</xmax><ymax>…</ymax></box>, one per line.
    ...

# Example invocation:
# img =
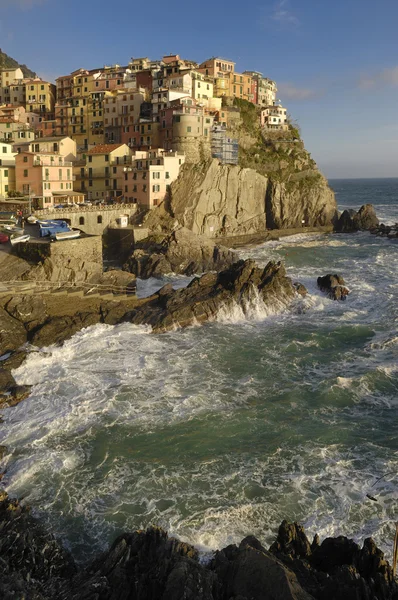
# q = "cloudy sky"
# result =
<box><xmin>1</xmin><ymin>0</ymin><xmax>397</xmax><ymax>178</ymax></box>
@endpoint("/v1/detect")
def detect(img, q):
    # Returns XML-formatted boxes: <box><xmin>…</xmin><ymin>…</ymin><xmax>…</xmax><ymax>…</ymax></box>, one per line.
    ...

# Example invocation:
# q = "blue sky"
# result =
<box><xmin>1</xmin><ymin>0</ymin><xmax>397</xmax><ymax>178</ymax></box>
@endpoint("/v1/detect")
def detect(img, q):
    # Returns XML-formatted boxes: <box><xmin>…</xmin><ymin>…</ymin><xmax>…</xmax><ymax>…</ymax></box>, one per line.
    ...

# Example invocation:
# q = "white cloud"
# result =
<box><xmin>358</xmin><ymin>66</ymin><xmax>398</xmax><ymax>88</ymax></box>
<box><xmin>271</xmin><ymin>0</ymin><xmax>300</xmax><ymax>28</ymax></box>
<box><xmin>278</xmin><ymin>82</ymin><xmax>319</xmax><ymax>101</ymax></box>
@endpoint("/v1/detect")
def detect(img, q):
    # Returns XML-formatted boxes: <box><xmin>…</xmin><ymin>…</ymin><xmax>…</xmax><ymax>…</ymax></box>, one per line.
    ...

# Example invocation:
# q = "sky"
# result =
<box><xmin>0</xmin><ymin>0</ymin><xmax>397</xmax><ymax>178</ymax></box>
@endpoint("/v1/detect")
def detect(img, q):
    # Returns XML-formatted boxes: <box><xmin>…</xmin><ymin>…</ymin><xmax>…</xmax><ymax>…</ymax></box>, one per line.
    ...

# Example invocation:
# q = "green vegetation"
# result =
<box><xmin>0</xmin><ymin>49</ymin><xmax>36</xmax><ymax>79</ymax></box>
<box><xmin>229</xmin><ymin>98</ymin><xmax>322</xmax><ymax>189</ymax></box>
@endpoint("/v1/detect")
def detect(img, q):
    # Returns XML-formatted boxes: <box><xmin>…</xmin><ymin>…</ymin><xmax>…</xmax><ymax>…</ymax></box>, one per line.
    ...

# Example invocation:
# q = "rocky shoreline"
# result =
<box><xmin>1</xmin><ymin>489</ymin><xmax>397</xmax><ymax>599</ymax></box>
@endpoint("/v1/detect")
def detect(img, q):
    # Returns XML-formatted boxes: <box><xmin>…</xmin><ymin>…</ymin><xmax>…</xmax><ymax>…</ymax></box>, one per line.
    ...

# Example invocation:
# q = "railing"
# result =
<box><xmin>35</xmin><ymin>204</ymin><xmax>139</xmax><ymax>214</ymax></box>
<box><xmin>0</xmin><ymin>279</ymin><xmax>136</xmax><ymax>297</ymax></box>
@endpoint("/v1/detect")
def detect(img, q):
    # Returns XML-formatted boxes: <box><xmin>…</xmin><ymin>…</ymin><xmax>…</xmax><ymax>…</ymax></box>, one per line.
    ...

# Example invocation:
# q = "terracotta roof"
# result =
<box><xmin>87</xmin><ymin>143</ymin><xmax>125</xmax><ymax>155</ymax></box>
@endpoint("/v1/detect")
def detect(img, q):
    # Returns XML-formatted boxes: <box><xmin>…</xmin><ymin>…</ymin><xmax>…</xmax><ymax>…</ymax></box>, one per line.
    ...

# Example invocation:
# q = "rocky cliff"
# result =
<box><xmin>144</xmin><ymin>100</ymin><xmax>337</xmax><ymax>238</ymax></box>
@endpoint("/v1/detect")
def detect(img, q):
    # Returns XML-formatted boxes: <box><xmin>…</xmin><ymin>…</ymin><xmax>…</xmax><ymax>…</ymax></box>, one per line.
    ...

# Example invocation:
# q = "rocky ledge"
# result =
<box><xmin>0</xmin><ymin>490</ymin><xmax>397</xmax><ymax>600</ymax></box>
<box><xmin>124</xmin><ymin>226</ymin><xmax>237</xmax><ymax>278</ymax></box>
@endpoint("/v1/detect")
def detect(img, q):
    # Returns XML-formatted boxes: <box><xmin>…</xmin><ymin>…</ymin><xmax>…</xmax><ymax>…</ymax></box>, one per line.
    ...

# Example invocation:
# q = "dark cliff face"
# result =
<box><xmin>0</xmin><ymin>491</ymin><xmax>397</xmax><ymax>600</ymax></box>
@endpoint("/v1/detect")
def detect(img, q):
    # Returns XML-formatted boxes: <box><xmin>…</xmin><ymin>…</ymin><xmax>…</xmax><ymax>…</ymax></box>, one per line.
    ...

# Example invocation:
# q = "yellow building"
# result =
<box><xmin>25</xmin><ymin>79</ymin><xmax>56</xmax><ymax>117</ymax></box>
<box><xmin>0</xmin><ymin>142</ymin><xmax>16</xmax><ymax>198</ymax></box>
<box><xmin>78</xmin><ymin>143</ymin><xmax>131</xmax><ymax>201</ymax></box>
<box><xmin>229</xmin><ymin>72</ymin><xmax>253</xmax><ymax>102</ymax></box>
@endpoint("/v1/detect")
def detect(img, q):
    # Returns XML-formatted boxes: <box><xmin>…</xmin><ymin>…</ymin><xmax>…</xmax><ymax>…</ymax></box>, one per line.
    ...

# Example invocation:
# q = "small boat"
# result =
<box><xmin>52</xmin><ymin>229</ymin><xmax>81</xmax><ymax>241</ymax></box>
<box><xmin>10</xmin><ymin>234</ymin><xmax>30</xmax><ymax>246</ymax></box>
<box><xmin>3</xmin><ymin>225</ymin><xmax>24</xmax><ymax>235</ymax></box>
<box><xmin>26</xmin><ymin>215</ymin><xmax>38</xmax><ymax>224</ymax></box>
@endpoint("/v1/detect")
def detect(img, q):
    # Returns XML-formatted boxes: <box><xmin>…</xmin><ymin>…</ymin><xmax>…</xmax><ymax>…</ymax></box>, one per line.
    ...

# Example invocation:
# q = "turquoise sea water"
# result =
<box><xmin>1</xmin><ymin>178</ymin><xmax>397</xmax><ymax>562</ymax></box>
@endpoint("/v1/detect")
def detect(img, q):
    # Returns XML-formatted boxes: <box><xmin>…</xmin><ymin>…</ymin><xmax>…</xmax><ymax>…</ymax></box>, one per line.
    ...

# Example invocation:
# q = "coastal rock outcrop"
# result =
<box><xmin>335</xmin><ymin>203</ymin><xmax>379</xmax><ymax>233</ymax></box>
<box><xmin>0</xmin><ymin>493</ymin><xmax>397</xmax><ymax>600</ymax></box>
<box><xmin>126</xmin><ymin>259</ymin><xmax>298</xmax><ymax>333</ymax></box>
<box><xmin>317</xmin><ymin>274</ymin><xmax>350</xmax><ymax>301</ymax></box>
<box><xmin>144</xmin><ymin>159</ymin><xmax>337</xmax><ymax>238</ymax></box>
<box><xmin>124</xmin><ymin>226</ymin><xmax>237</xmax><ymax>278</ymax></box>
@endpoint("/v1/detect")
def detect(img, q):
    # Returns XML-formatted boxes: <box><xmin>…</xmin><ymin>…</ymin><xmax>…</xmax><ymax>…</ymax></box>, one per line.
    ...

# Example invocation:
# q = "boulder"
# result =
<box><xmin>124</xmin><ymin>227</ymin><xmax>237</xmax><ymax>278</ymax></box>
<box><xmin>317</xmin><ymin>274</ymin><xmax>350</xmax><ymax>301</ymax></box>
<box><xmin>335</xmin><ymin>204</ymin><xmax>379</xmax><ymax>233</ymax></box>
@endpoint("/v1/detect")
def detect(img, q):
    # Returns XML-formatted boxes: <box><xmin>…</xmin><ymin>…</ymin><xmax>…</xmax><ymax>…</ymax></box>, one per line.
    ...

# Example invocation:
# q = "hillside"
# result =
<box><xmin>0</xmin><ymin>48</ymin><xmax>36</xmax><ymax>79</ymax></box>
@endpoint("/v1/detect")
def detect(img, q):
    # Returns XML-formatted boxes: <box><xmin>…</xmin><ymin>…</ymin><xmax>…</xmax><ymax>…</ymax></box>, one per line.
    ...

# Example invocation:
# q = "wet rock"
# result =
<box><xmin>335</xmin><ymin>204</ymin><xmax>379</xmax><ymax>233</ymax></box>
<box><xmin>317</xmin><ymin>274</ymin><xmax>350</xmax><ymax>301</ymax></box>
<box><xmin>30</xmin><ymin>312</ymin><xmax>102</xmax><ymax>348</ymax></box>
<box><xmin>127</xmin><ymin>259</ymin><xmax>297</xmax><ymax>333</ymax></box>
<box><xmin>294</xmin><ymin>282</ymin><xmax>308</xmax><ymax>297</ymax></box>
<box><xmin>124</xmin><ymin>227</ymin><xmax>236</xmax><ymax>278</ymax></box>
<box><xmin>0</xmin><ymin>385</ymin><xmax>32</xmax><ymax>409</ymax></box>
<box><xmin>0</xmin><ymin>307</ymin><xmax>27</xmax><ymax>355</ymax></box>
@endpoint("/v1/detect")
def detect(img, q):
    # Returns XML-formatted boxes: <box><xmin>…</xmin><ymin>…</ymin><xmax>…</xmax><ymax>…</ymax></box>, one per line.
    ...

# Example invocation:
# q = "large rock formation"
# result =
<box><xmin>126</xmin><ymin>259</ymin><xmax>297</xmax><ymax>333</ymax></box>
<box><xmin>124</xmin><ymin>227</ymin><xmax>237</xmax><ymax>278</ymax></box>
<box><xmin>144</xmin><ymin>159</ymin><xmax>337</xmax><ymax>239</ymax></box>
<box><xmin>0</xmin><ymin>491</ymin><xmax>397</xmax><ymax>600</ymax></box>
<box><xmin>335</xmin><ymin>204</ymin><xmax>379</xmax><ymax>233</ymax></box>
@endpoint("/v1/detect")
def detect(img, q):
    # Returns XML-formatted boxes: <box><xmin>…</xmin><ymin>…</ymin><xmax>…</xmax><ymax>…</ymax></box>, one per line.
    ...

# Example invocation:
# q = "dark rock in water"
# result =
<box><xmin>317</xmin><ymin>274</ymin><xmax>350</xmax><ymax>301</ymax></box>
<box><xmin>127</xmin><ymin>259</ymin><xmax>297</xmax><ymax>333</ymax></box>
<box><xmin>294</xmin><ymin>282</ymin><xmax>308</xmax><ymax>297</ymax></box>
<box><xmin>370</xmin><ymin>222</ymin><xmax>398</xmax><ymax>239</ymax></box>
<box><xmin>335</xmin><ymin>204</ymin><xmax>379</xmax><ymax>233</ymax></box>
<box><xmin>124</xmin><ymin>226</ymin><xmax>237</xmax><ymax>278</ymax></box>
<box><xmin>31</xmin><ymin>311</ymin><xmax>102</xmax><ymax>348</ymax></box>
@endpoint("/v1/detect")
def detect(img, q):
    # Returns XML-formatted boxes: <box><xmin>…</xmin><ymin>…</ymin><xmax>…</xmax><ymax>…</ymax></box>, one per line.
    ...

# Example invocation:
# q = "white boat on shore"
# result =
<box><xmin>52</xmin><ymin>229</ymin><xmax>81</xmax><ymax>241</ymax></box>
<box><xmin>10</xmin><ymin>234</ymin><xmax>30</xmax><ymax>246</ymax></box>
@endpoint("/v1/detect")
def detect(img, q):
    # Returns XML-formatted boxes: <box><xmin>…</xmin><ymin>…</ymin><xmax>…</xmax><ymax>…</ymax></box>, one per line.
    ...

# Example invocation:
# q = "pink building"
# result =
<box><xmin>15</xmin><ymin>151</ymin><xmax>75</xmax><ymax>208</ymax></box>
<box><xmin>115</xmin><ymin>148</ymin><xmax>185</xmax><ymax>208</ymax></box>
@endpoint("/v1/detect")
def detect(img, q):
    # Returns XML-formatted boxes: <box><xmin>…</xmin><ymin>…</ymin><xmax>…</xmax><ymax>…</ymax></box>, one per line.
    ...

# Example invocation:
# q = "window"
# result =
<box><xmin>2</xmin><ymin>146</ymin><xmax>7</xmax><ymax>153</ymax></box>
<box><xmin>152</xmin><ymin>184</ymin><xmax>160</xmax><ymax>192</ymax></box>
<box><xmin>4</xmin><ymin>185</ymin><xmax>8</xmax><ymax>192</ymax></box>
<box><xmin>4</xmin><ymin>169</ymin><xmax>8</xmax><ymax>177</ymax></box>
<box><xmin>23</xmin><ymin>169</ymin><xmax>28</xmax><ymax>177</ymax></box>
<box><xmin>165</xmin><ymin>172</ymin><xmax>170</xmax><ymax>179</ymax></box>
<box><xmin>89</xmin><ymin>180</ymin><xmax>93</xmax><ymax>187</ymax></box>
<box><xmin>88</xmin><ymin>156</ymin><xmax>92</xmax><ymax>162</ymax></box>
<box><xmin>105</xmin><ymin>154</ymin><xmax>109</xmax><ymax>161</ymax></box>
<box><xmin>152</xmin><ymin>172</ymin><xmax>160</xmax><ymax>179</ymax></box>
<box><xmin>187</xmin><ymin>126</ymin><xmax>191</xmax><ymax>132</ymax></box>
<box><xmin>113</xmin><ymin>166</ymin><xmax>117</xmax><ymax>174</ymax></box>
<box><xmin>143</xmin><ymin>184</ymin><xmax>147</xmax><ymax>192</ymax></box>
<box><xmin>133</xmin><ymin>184</ymin><xmax>137</xmax><ymax>192</ymax></box>
<box><xmin>97</xmin><ymin>215</ymin><xmax>102</xmax><ymax>224</ymax></box>
<box><xmin>79</xmin><ymin>217</ymin><xmax>85</xmax><ymax>225</ymax></box>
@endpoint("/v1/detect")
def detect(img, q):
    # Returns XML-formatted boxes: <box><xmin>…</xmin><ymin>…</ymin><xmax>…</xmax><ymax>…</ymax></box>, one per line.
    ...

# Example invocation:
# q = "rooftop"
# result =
<box><xmin>87</xmin><ymin>143</ymin><xmax>126</xmax><ymax>155</ymax></box>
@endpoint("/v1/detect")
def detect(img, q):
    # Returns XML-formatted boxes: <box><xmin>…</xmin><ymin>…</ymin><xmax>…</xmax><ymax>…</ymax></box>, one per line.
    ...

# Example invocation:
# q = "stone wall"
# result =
<box><xmin>14</xmin><ymin>235</ymin><xmax>103</xmax><ymax>282</ymax></box>
<box><xmin>34</xmin><ymin>205</ymin><xmax>138</xmax><ymax>235</ymax></box>
<box><xmin>171</xmin><ymin>137</ymin><xmax>211</xmax><ymax>164</ymax></box>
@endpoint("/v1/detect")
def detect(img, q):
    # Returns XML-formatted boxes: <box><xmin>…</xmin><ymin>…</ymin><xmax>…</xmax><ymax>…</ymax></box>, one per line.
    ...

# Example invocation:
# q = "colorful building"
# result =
<box><xmin>116</xmin><ymin>148</ymin><xmax>185</xmax><ymax>208</ymax></box>
<box><xmin>260</xmin><ymin>103</ymin><xmax>288</xmax><ymax>130</ymax></box>
<box><xmin>76</xmin><ymin>143</ymin><xmax>130</xmax><ymax>201</ymax></box>
<box><xmin>15</xmin><ymin>151</ymin><xmax>74</xmax><ymax>208</ymax></box>
<box><xmin>0</xmin><ymin>142</ymin><xmax>16</xmax><ymax>197</ymax></box>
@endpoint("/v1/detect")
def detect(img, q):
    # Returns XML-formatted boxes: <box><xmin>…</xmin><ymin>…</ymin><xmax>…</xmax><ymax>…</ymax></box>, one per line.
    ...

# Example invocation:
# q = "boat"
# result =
<box><xmin>26</xmin><ymin>215</ymin><xmax>38</xmax><ymax>224</ymax></box>
<box><xmin>3</xmin><ymin>225</ymin><xmax>24</xmax><ymax>235</ymax></box>
<box><xmin>10</xmin><ymin>234</ymin><xmax>30</xmax><ymax>246</ymax></box>
<box><xmin>52</xmin><ymin>229</ymin><xmax>81</xmax><ymax>241</ymax></box>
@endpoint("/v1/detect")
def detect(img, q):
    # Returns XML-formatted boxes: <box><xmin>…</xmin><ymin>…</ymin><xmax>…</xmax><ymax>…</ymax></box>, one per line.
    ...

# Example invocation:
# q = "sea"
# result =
<box><xmin>1</xmin><ymin>178</ymin><xmax>397</xmax><ymax>563</ymax></box>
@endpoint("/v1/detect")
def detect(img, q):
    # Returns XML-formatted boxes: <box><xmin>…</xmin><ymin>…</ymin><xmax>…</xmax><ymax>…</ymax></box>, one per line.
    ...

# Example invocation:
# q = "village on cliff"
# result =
<box><xmin>0</xmin><ymin>53</ymin><xmax>289</xmax><ymax>213</ymax></box>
